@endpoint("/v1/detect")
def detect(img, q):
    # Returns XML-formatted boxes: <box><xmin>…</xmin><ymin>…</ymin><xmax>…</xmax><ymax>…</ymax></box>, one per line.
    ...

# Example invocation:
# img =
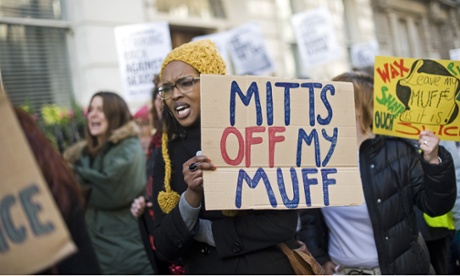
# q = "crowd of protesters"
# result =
<box><xmin>10</xmin><ymin>38</ymin><xmax>460</xmax><ymax>275</ymax></box>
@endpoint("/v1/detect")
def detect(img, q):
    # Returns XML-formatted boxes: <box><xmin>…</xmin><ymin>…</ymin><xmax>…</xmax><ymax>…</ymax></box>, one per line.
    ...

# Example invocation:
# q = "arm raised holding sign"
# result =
<box><xmin>419</xmin><ymin>130</ymin><xmax>441</xmax><ymax>164</ymax></box>
<box><xmin>296</xmin><ymin>71</ymin><xmax>456</xmax><ymax>275</ymax></box>
<box><xmin>150</xmin><ymin>39</ymin><xmax>298</xmax><ymax>274</ymax></box>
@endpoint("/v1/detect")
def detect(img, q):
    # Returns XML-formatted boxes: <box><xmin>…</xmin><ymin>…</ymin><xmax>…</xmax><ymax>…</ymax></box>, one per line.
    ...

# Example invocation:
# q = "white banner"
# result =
<box><xmin>226</xmin><ymin>22</ymin><xmax>276</xmax><ymax>76</ymax></box>
<box><xmin>114</xmin><ymin>21</ymin><xmax>172</xmax><ymax>102</ymax></box>
<box><xmin>291</xmin><ymin>7</ymin><xmax>342</xmax><ymax>68</ymax></box>
<box><xmin>351</xmin><ymin>40</ymin><xmax>379</xmax><ymax>68</ymax></box>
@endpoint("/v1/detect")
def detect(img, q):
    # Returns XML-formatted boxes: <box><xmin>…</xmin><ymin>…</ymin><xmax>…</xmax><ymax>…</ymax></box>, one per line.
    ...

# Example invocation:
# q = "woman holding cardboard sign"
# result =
<box><xmin>296</xmin><ymin>71</ymin><xmax>456</xmax><ymax>274</ymax></box>
<box><xmin>149</xmin><ymin>39</ymin><xmax>298</xmax><ymax>274</ymax></box>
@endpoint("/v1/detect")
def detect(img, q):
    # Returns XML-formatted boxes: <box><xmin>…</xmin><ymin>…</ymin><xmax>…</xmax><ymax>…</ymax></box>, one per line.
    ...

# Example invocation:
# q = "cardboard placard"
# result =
<box><xmin>373</xmin><ymin>56</ymin><xmax>460</xmax><ymax>141</ymax></box>
<box><xmin>0</xmin><ymin>83</ymin><xmax>76</xmax><ymax>274</ymax></box>
<box><xmin>201</xmin><ymin>75</ymin><xmax>364</xmax><ymax>210</ymax></box>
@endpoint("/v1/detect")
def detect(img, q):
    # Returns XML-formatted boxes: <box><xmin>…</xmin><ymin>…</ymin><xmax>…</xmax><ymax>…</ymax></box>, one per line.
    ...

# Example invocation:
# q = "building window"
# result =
<box><xmin>156</xmin><ymin>0</ymin><xmax>226</xmax><ymax>19</ymax></box>
<box><xmin>396</xmin><ymin>18</ymin><xmax>412</xmax><ymax>57</ymax></box>
<box><xmin>0</xmin><ymin>0</ymin><xmax>72</xmax><ymax>111</ymax></box>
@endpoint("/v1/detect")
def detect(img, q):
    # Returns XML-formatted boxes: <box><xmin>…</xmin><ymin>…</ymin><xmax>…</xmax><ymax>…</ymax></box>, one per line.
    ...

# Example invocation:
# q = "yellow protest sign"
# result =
<box><xmin>373</xmin><ymin>56</ymin><xmax>460</xmax><ymax>141</ymax></box>
<box><xmin>201</xmin><ymin>75</ymin><xmax>364</xmax><ymax>210</ymax></box>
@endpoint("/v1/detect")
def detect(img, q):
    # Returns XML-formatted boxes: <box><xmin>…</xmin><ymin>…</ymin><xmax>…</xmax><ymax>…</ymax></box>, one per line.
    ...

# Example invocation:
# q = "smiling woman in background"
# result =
<box><xmin>64</xmin><ymin>91</ymin><xmax>153</xmax><ymax>274</ymax></box>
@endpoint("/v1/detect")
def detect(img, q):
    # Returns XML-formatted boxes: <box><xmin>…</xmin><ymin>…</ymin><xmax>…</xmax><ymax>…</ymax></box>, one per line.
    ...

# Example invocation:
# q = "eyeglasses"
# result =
<box><xmin>158</xmin><ymin>76</ymin><xmax>200</xmax><ymax>100</ymax></box>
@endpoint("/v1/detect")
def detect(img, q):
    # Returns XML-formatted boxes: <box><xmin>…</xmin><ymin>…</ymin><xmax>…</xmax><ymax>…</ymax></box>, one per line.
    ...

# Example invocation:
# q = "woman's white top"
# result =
<box><xmin>321</xmin><ymin>201</ymin><xmax>379</xmax><ymax>268</ymax></box>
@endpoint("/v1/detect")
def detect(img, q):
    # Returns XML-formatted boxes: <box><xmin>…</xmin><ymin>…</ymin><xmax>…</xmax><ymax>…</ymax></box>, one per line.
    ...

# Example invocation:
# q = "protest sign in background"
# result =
<box><xmin>373</xmin><ymin>56</ymin><xmax>460</xmax><ymax>141</ymax></box>
<box><xmin>201</xmin><ymin>75</ymin><xmax>364</xmax><ymax>210</ymax></box>
<box><xmin>114</xmin><ymin>21</ymin><xmax>171</xmax><ymax>103</ymax></box>
<box><xmin>0</xmin><ymin>81</ymin><xmax>76</xmax><ymax>274</ymax></box>
<box><xmin>226</xmin><ymin>22</ymin><xmax>276</xmax><ymax>76</ymax></box>
<box><xmin>291</xmin><ymin>7</ymin><xmax>342</xmax><ymax>68</ymax></box>
<box><xmin>351</xmin><ymin>40</ymin><xmax>379</xmax><ymax>68</ymax></box>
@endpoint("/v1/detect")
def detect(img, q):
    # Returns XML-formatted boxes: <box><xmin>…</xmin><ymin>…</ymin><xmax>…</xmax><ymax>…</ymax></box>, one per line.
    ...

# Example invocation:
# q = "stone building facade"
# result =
<box><xmin>0</xmin><ymin>0</ymin><xmax>458</xmax><ymax>111</ymax></box>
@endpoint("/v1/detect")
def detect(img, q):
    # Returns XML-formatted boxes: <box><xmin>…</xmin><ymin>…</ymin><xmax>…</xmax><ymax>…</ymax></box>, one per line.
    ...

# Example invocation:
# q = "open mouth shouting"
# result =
<box><xmin>174</xmin><ymin>102</ymin><xmax>191</xmax><ymax>120</ymax></box>
<box><xmin>90</xmin><ymin>121</ymin><xmax>102</xmax><ymax>129</ymax></box>
<box><xmin>88</xmin><ymin>120</ymin><xmax>107</xmax><ymax>137</ymax></box>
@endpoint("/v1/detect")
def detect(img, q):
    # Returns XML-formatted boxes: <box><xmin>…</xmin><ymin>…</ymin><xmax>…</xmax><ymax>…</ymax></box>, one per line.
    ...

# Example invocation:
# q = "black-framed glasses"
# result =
<box><xmin>158</xmin><ymin>76</ymin><xmax>200</xmax><ymax>100</ymax></box>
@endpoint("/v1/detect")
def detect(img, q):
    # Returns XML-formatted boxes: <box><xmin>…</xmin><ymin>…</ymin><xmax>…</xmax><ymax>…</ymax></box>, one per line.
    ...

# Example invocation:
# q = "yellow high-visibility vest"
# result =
<box><xmin>423</xmin><ymin>211</ymin><xmax>455</xmax><ymax>230</ymax></box>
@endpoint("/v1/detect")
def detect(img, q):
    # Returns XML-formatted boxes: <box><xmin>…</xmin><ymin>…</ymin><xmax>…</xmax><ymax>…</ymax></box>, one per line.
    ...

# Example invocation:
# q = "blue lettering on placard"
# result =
<box><xmin>296</xmin><ymin>129</ymin><xmax>321</xmax><ymax>167</ymax></box>
<box><xmin>301</xmin><ymin>168</ymin><xmax>319</xmax><ymax>207</ymax></box>
<box><xmin>234</xmin><ymin>167</ymin><xmax>337</xmax><ymax>208</ymax></box>
<box><xmin>277</xmin><ymin>168</ymin><xmax>300</xmax><ymax>208</ymax></box>
<box><xmin>274</xmin><ymin>82</ymin><xmax>300</xmax><ymax>126</ymax></box>
<box><xmin>321</xmin><ymin>128</ymin><xmax>338</xmax><ymax>167</ymax></box>
<box><xmin>321</xmin><ymin>168</ymin><xmax>337</xmax><ymax>206</ymax></box>
<box><xmin>230</xmin><ymin>81</ymin><xmax>262</xmax><ymax>126</ymax></box>
<box><xmin>229</xmin><ymin>80</ymin><xmax>335</xmax><ymax>128</ymax></box>
<box><xmin>318</xmin><ymin>84</ymin><xmax>335</xmax><ymax>125</ymax></box>
<box><xmin>226</xmin><ymin>78</ymin><xmax>342</xmax><ymax>209</ymax></box>
<box><xmin>266</xmin><ymin>81</ymin><xmax>274</xmax><ymax>126</ymax></box>
<box><xmin>296</xmin><ymin>128</ymin><xmax>338</xmax><ymax>167</ymax></box>
<box><xmin>235</xmin><ymin>168</ymin><xmax>276</xmax><ymax>208</ymax></box>
<box><xmin>300</xmin><ymin>82</ymin><xmax>322</xmax><ymax>126</ymax></box>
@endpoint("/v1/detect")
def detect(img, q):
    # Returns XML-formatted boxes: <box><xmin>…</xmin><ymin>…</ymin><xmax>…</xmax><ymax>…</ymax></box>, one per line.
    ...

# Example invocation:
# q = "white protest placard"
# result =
<box><xmin>201</xmin><ymin>75</ymin><xmax>364</xmax><ymax>210</ymax></box>
<box><xmin>192</xmin><ymin>32</ymin><xmax>234</xmax><ymax>74</ymax></box>
<box><xmin>291</xmin><ymin>7</ymin><xmax>342</xmax><ymax>68</ymax></box>
<box><xmin>351</xmin><ymin>40</ymin><xmax>379</xmax><ymax>68</ymax></box>
<box><xmin>226</xmin><ymin>22</ymin><xmax>276</xmax><ymax>75</ymax></box>
<box><xmin>114</xmin><ymin>21</ymin><xmax>172</xmax><ymax>102</ymax></box>
<box><xmin>450</xmin><ymin>48</ymin><xmax>460</xmax><ymax>61</ymax></box>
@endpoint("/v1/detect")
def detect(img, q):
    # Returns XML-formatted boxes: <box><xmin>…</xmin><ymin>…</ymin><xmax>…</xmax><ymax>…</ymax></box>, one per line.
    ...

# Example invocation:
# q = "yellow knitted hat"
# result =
<box><xmin>159</xmin><ymin>39</ymin><xmax>226</xmax><ymax>79</ymax></box>
<box><xmin>157</xmin><ymin>39</ymin><xmax>228</xmax><ymax>215</ymax></box>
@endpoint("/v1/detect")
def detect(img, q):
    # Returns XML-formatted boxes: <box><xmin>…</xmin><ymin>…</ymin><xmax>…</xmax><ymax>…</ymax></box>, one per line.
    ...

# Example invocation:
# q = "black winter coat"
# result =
<box><xmin>297</xmin><ymin>136</ymin><xmax>456</xmax><ymax>274</ymax></box>
<box><xmin>151</xmin><ymin>126</ymin><xmax>297</xmax><ymax>274</ymax></box>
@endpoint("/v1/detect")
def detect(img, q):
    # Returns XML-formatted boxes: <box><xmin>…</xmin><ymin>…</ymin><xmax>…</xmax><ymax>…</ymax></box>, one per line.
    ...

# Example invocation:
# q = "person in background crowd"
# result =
<box><xmin>414</xmin><ymin>140</ymin><xmax>460</xmax><ymax>275</ymax></box>
<box><xmin>134</xmin><ymin>104</ymin><xmax>153</xmax><ymax>154</ymax></box>
<box><xmin>147</xmin><ymin>39</ymin><xmax>298</xmax><ymax>274</ymax></box>
<box><xmin>441</xmin><ymin>141</ymin><xmax>460</xmax><ymax>274</ymax></box>
<box><xmin>296</xmin><ymin>71</ymin><xmax>456</xmax><ymax>275</ymax></box>
<box><xmin>134</xmin><ymin>75</ymin><xmax>163</xmax><ymax>155</ymax></box>
<box><xmin>63</xmin><ymin>91</ymin><xmax>153</xmax><ymax>274</ymax></box>
<box><xmin>14</xmin><ymin>107</ymin><xmax>101</xmax><ymax>275</ymax></box>
<box><xmin>131</xmin><ymin>74</ymin><xmax>163</xmax><ymax>221</ymax></box>
<box><xmin>131</xmin><ymin>75</ymin><xmax>183</xmax><ymax>274</ymax></box>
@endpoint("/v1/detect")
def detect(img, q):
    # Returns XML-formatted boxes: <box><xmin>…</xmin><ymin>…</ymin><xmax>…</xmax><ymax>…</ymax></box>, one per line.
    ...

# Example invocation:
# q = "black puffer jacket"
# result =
<box><xmin>151</xmin><ymin>126</ymin><xmax>298</xmax><ymax>274</ymax></box>
<box><xmin>297</xmin><ymin>136</ymin><xmax>456</xmax><ymax>274</ymax></box>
